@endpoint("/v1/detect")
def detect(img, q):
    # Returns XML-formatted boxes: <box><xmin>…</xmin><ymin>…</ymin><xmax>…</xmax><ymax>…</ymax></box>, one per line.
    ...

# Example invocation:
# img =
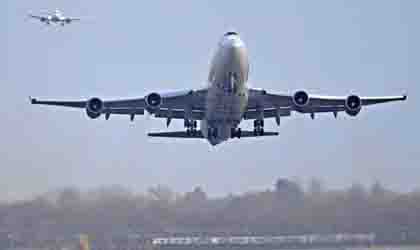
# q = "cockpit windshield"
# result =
<box><xmin>224</xmin><ymin>31</ymin><xmax>238</xmax><ymax>37</ymax></box>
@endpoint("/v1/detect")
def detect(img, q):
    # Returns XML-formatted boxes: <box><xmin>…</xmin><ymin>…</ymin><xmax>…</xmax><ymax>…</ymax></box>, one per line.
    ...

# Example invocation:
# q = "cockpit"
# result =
<box><xmin>224</xmin><ymin>31</ymin><xmax>239</xmax><ymax>37</ymax></box>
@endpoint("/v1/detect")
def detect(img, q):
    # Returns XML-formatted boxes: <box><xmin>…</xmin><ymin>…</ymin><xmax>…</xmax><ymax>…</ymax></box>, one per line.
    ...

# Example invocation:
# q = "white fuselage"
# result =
<box><xmin>201</xmin><ymin>33</ymin><xmax>250</xmax><ymax>145</ymax></box>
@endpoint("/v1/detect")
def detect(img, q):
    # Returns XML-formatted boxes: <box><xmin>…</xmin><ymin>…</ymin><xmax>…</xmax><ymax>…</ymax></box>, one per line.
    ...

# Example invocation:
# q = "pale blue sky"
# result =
<box><xmin>2</xmin><ymin>1</ymin><xmax>419</xmax><ymax>200</ymax></box>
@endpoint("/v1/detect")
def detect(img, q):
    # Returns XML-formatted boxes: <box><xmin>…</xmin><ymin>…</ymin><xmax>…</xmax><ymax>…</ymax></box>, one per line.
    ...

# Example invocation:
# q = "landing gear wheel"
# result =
<box><xmin>253</xmin><ymin>119</ymin><xmax>264</xmax><ymax>136</ymax></box>
<box><xmin>185</xmin><ymin>119</ymin><xmax>198</xmax><ymax>137</ymax></box>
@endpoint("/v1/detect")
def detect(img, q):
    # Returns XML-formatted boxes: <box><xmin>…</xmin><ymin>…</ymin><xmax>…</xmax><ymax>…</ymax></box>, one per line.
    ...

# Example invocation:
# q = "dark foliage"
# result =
<box><xmin>1</xmin><ymin>179</ymin><xmax>419</xmax><ymax>243</ymax></box>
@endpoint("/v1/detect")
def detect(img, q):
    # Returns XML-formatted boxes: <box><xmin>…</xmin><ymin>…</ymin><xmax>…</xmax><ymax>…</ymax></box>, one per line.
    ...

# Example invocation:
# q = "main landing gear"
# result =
<box><xmin>231</xmin><ymin>128</ymin><xmax>242</xmax><ymax>139</ymax></box>
<box><xmin>253</xmin><ymin>119</ymin><xmax>264</xmax><ymax>136</ymax></box>
<box><xmin>184</xmin><ymin>119</ymin><xmax>198</xmax><ymax>136</ymax></box>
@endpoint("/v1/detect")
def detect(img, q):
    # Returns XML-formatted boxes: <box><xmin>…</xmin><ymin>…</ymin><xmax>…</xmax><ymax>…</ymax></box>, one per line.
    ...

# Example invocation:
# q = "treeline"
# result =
<box><xmin>0</xmin><ymin>179</ymin><xmax>420</xmax><ymax>242</ymax></box>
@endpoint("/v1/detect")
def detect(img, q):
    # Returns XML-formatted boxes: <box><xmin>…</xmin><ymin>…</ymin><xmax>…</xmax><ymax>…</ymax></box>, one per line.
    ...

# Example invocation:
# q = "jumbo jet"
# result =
<box><xmin>29</xmin><ymin>9</ymin><xmax>81</xmax><ymax>26</ymax></box>
<box><xmin>30</xmin><ymin>31</ymin><xmax>406</xmax><ymax>146</ymax></box>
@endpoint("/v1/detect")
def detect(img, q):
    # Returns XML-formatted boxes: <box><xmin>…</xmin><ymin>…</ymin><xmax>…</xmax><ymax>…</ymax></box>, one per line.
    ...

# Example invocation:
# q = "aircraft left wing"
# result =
<box><xmin>246</xmin><ymin>88</ymin><xmax>406</xmax><ymax>122</ymax></box>
<box><xmin>30</xmin><ymin>89</ymin><xmax>207</xmax><ymax>121</ymax></box>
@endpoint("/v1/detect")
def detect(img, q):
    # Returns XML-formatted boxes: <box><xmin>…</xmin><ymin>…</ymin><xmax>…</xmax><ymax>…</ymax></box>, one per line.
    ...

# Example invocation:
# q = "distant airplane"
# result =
<box><xmin>30</xmin><ymin>31</ymin><xmax>407</xmax><ymax>146</ymax></box>
<box><xmin>28</xmin><ymin>9</ymin><xmax>81</xmax><ymax>26</ymax></box>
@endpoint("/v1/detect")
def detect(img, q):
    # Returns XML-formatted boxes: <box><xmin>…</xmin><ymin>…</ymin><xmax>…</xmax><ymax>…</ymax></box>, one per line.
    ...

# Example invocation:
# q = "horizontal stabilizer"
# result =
<box><xmin>240</xmin><ymin>131</ymin><xmax>279</xmax><ymax>137</ymax></box>
<box><xmin>148</xmin><ymin>131</ymin><xmax>204</xmax><ymax>138</ymax></box>
<box><xmin>148</xmin><ymin>130</ymin><xmax>279</xmax><ymax>139</ymax></box>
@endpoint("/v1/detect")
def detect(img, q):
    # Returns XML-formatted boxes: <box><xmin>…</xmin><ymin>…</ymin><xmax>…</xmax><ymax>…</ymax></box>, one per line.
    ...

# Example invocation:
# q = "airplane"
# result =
<box><xmin>28</xmin><ymin>9</ymin><xmax>81</xmax><ymax>26</ymax></box>
<box><xmin>30</xmin><ymin>31</ymin><xmax>407</xmax><ymax>146</ymax></box>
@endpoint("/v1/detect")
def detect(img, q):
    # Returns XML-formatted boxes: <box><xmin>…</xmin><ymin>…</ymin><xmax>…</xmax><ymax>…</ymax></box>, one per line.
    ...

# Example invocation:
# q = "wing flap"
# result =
<box><xmin>247</xmin><ymin>89</ymin><xmax>292</xmax><ymax>109</ymax></box>
<box><xmin>154</xmin><ymin>109</ymin><xmax>205</xmax><ymax>120</ymax></box>
<box><xmin>104</xmin><ymin>108</ymin><xmax>144</xmax><ymax>115</ymax></box>
<box><xmin>295</xmin><ymin>106</ymin><xmax>346</xmax><ymax>114</ymax></box>
<box><xmin>244</xmin><ymin>108</ymin><xmax>291</xmax><ymax>120</ymax></box>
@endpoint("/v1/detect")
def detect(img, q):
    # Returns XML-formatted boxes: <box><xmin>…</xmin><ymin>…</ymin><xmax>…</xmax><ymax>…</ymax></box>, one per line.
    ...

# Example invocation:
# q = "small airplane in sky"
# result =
<box><xmin>30</xmin><ymin>31</ymin><xmax>407</xmax><ymax>146</ymax></box>
<box><xmin>28</xmin><ymin>9</ymin><xmax>81</xmax><ymax>26</ymax></box>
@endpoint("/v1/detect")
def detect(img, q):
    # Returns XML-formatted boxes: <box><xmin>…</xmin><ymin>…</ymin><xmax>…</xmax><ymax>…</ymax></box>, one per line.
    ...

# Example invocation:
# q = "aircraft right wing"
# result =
<box><xmin>30</xmin><ymin>89</ymin><xmax>208</xmax><ymax>121</ymax></box>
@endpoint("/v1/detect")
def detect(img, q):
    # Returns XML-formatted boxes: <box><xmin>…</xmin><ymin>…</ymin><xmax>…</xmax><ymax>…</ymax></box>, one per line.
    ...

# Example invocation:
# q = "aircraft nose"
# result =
<box><xmin>224</xmin><ymin>31</ymin><xmax>239</xmax><ymax>37</ymax></box>
<box><xmin>221</xmin><ymin>32</ymin><xmax>244</xmax><ymax>49</ymax></box>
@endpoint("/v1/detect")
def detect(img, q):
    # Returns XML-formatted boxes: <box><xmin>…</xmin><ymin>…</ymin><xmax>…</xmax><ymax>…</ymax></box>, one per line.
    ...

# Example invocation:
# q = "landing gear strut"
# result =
<box><xmin>253</xmin><ymin>119</ymin><xmax>264</xmax><ymax>136</ymax></box>
<box><xmin>184</xmin><ymin>119</ymin><xmax>198</xmax><ymax>136</ymax></box>
<box><xmin>207</xmin><ymin>127</ymin><xmax>218</xmax><ymax>138</ymax></box>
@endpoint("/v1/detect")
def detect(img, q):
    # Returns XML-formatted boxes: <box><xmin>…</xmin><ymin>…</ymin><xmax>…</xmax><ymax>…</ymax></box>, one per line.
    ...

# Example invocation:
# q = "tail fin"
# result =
<box><xmin>79</xmin><ymin>234</ymin><xmax>90</xmax><ymax>250</ymax></box>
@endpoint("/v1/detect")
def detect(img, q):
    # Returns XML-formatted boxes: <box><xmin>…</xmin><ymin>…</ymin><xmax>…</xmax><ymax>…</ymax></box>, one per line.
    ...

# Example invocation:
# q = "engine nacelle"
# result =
<box><xmin>86</xmin><ymin>97</ymin><xmax>104</xmax><ymax>119</ymax></box>
<box><xmin>293</xmin><ymin>90</ymin><xmax>310</xmax><ymax>107</ymax></box>
<box><xmin>345</xmin><ymin>95</ymin><xmax>362</xmax><ymax>116</ymax></box>
<box><xmin>145</xmin><ymin>92</ymin><xmax>162</xmax><ymax>112</ymax></box>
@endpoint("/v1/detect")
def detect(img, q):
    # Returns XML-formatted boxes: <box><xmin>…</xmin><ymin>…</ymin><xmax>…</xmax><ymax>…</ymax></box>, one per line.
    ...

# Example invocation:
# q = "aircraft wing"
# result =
<box><xmin>29</xmin><ymin>14</ymin><xmax>46</xmax><ymax>21</ymax></box>
<box><xmin>68</xmin><ymin>17</ymin><xmax>81</xmax><ymax>22</ymax></box>
<box><xmin>246</xmin><ymin>88</ymin><xmax>406</xmax><ymax>121</ymax></box>
<box><xmin>30</xmin><ymin>89</ymin><xmax>207</xmax><ymax>120</ymax></box>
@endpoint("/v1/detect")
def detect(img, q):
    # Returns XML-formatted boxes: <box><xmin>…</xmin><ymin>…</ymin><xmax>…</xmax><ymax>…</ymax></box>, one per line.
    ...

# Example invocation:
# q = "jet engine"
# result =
<box><xmin>86</xmin><ymin>97</ymin><xmax>104</xmax><ymax>119</ymax></box>
<box><xmin>293</xmin><ymin>90</ymin><xmax>310</xmax><ymax>107</ymax></box>
<box><xmin>145</xmin><ymin>92</ymin><xmax>162</xmax><ymax>112</ymax></box>
<box><xmin>345</xmin><ymin>95</ymin><xmax>362</xmax><ymax>116</ymax></box>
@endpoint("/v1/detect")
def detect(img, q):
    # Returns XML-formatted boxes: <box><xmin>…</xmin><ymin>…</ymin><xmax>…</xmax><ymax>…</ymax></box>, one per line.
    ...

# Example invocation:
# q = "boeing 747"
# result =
<box><xmin>30</xmin><ymin>31</ymin><xmax>406</xmax><ymax>145</ymax></box>
<box><xmin>29</xmin><ymin>9</ymin><xmax>81</xmax><ymax>26</ymax></box>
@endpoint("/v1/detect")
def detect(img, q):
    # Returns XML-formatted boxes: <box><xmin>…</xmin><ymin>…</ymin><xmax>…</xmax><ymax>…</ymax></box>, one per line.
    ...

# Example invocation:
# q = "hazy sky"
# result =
<box><xmin>2</xmin><ymin>1</ymin><xmax>419</xmax><ymax>200</ymax></box>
